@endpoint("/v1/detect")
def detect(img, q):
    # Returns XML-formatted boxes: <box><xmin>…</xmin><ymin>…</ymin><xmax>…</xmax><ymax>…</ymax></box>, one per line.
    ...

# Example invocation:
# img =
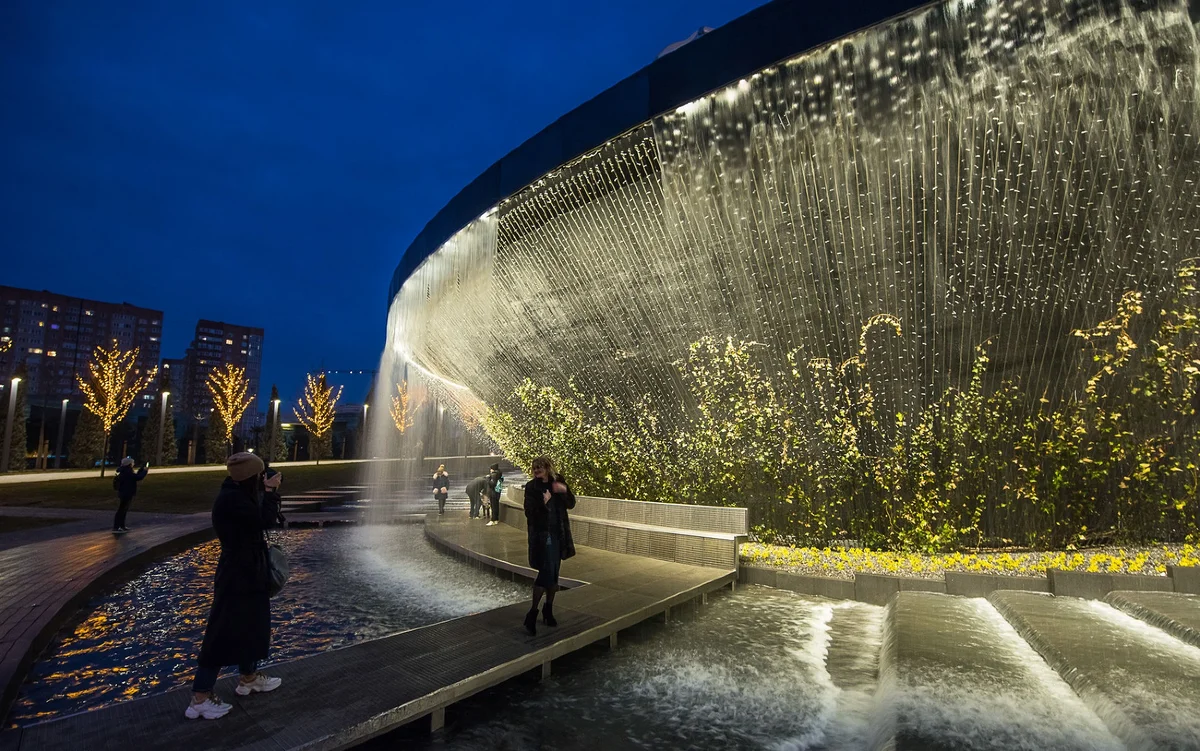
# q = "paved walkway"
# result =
<box><xmin>2</xmin><ymin>513</ymin><xmax>736</xmax><ymax>750</ymax></box>
<box><xmin>0</xmin><ymin>512</ymin><xmax>214</xmax><ymax>722</ymax></box>
<box><xmin>0</xmin><ymin>459</ymin><xmax>381</xmax><ymax>486</ymax></box>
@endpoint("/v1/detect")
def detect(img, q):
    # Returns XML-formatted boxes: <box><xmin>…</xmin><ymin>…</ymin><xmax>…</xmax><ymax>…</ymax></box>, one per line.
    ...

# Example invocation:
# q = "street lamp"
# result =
<box><xmin>54</xmin><ymin>398</ymin><xmax>68</xmax><ymax>469</ymax></box>
<box><xmin>1</xmin><ymin>376</ymin><xmax>22</xmax><ymax>474</ymax></box>
<box><xmin>267</xmin><ymin>397</ymin><xmax>280</xmax><ymax>462</ymax></box>
<box><xmin>362</xmin><ymin>402</ymin><xmax>369</xmax><ymax>458</ymax></box>
<box><xmin>156</xmin><ymin>391</ymin><xmax>170</xmax><ymax>465</ymax></box>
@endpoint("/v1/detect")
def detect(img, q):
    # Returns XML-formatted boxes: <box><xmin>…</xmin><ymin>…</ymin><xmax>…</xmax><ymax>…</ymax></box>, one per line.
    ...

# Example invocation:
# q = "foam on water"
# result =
<box><xmin>871</xmin><ymin>597</ymin><xmax>1122</xmax><ymax>751</ymax></box>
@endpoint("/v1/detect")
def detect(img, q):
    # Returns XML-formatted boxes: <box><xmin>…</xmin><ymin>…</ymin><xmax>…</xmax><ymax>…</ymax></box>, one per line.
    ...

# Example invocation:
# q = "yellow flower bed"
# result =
<box><xmin>739</xmin><ymin>542</ymin><xmax>1198</xmax><ymax>579</ymax></box>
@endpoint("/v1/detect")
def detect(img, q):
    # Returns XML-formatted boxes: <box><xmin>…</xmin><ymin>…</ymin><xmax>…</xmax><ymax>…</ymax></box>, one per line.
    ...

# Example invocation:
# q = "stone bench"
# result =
<box><xmin>500</xmin><ymin>487</ymin><xmax>748</xmax><ymax>569</ymax></box>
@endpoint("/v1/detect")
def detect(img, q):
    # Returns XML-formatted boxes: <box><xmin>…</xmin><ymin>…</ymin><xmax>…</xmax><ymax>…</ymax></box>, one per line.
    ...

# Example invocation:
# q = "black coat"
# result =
<box><xmin>465</xmin><ymin>475</ymin><xmax>488</xmax><ymax>499</ymax></box>
<box><xmin>524</xmin><ymin>475</ymin><xmax>576</xmax><ymax>569</ymax></box>
<box><xmin>432</xmin><ymin>472</ymin><xmax>449</xmax><ymax>496</ymax></box>
<box><xmin>486</xmin><ymin>469</ymin><xmax>503</xmax><ymax>501</ymax></box>
<box><xmin>115</xmin><ymin>465</ymin><xmax>147</xmax><ymax>500</ymax></box>
<box><xmin>198</xmin><ymin>478</ymin><xmax>271</xmax><ymax>668</ymax></box>
<box><xmin>262</xmin><ymin>489</ymin><xmax>285</xmax><ymax>528</ymax></box>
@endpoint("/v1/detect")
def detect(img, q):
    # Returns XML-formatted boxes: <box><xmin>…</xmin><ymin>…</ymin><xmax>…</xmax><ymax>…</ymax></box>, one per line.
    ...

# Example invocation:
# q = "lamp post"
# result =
<box><xmin>267</xmin><ymin>398</ymin><xmax>280</xmax><ymax>463</ymax></box>
<box><xmin>1</xmin><ymin>376</ymin><xmax>22</xmax><ymax>474</ymax></box>
<box><xmin>156</xmin><ymin>391</ymin><xmax>170</xmax><ymax>465</ymax></box>
<box><xmin>361</xmin><ymin>402</ymin><xmax>369</xmax><ymax>458</ymax></box>
<box><xmin>55</xmin><ymin>398</ymin><xmax>68</xmax><ymax>469</ymax></box>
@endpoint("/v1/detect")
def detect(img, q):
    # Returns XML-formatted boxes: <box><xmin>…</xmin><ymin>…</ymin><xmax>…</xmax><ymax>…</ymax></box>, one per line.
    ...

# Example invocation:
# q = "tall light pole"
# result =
<box><xmin>156</xmin><ymin>391</ymin><xmax>170</xmax><ymax>465</ymax></box>
<box><xmin>55</xmin><ymin>398</ymin><xmax>68</xmax><ymax>469</ymax></box>
<box><xmin>361</xmin><ymin>402</ymin><xmax>369</xmax><ymax>458</ymax></box>
<box><xmin>268</xmin><ymin>397</ymin><xmax>280</xmax><ymax>463</ymax></box>
<box><xmin>1</xmin><ymin>376</ymin><xmax>22</xmax><ymax>474</ymax></box>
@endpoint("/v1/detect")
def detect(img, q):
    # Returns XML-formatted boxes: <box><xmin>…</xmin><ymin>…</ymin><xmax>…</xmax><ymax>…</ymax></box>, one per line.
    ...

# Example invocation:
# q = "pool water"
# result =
<box><xmin>11</xmin><ymin>525</ymin><xmax>526</xmax><ymax>725</ymax></box>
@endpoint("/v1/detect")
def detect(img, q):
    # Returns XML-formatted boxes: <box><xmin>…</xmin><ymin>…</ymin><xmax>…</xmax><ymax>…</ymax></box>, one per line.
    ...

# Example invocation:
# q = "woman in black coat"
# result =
<box><xmin>185</xmin><ymin>452</ymin><xmax>282</xmax><ymax>720</ymax></box>
<box><xmin>523</xmin><ymin>455</ymin><xmax>575</xmax><ymax>635</ymax></box>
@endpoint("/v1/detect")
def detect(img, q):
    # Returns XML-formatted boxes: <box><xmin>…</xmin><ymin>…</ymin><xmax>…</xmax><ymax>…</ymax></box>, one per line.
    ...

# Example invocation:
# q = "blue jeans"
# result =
<box><xmin>193</xmin><ymin>661</ymin><xmax>256</xmax><ymax>693</ymax></box>
<box><xmin>534</xmin><ymin>533</ymin><xmax>561</xmax><ymax>588</ymax></box>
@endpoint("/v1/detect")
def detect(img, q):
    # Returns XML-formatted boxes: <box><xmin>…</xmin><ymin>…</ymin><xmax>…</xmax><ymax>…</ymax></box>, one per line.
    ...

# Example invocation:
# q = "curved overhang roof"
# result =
<box><xmin>389</xmin><ymin>0</ymin><xmax>929</xmax><ymax>302</ymax></box>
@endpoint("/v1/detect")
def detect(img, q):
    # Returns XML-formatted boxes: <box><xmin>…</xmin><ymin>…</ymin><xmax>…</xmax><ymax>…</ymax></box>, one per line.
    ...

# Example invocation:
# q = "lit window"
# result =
<box><xmin>51</xmin><ymin>305</ymin><xmax>58</xmax><ymax>312</ymax></box>
<box><xmin>47</xmin><ymin>351</ymin><xmax>56</xmax><ymax>357</ymax></box>
<box><xmin>40</xmin><ymin>303</ymin><xmax>47</xmax><ymax>308</ymax></box>
<box><xmin>37</xmin><ymin>321</ymin><xmax>43</xmax><ymax>327</ymax></box>
<box><xmin>84</xmin><ymin>310</ymin><xmax>93</xmax><ymax>316</ymax></box>
<box><xmin>225</xmin><ymin>339</ymin><xmax>233</xmax><ymax>345</ymax></box>
<box><xmin>199</xmin><ymin>359</ymin><xmax>207</xmax><ymax>365</ymax></box>
<box><xmin>29</xmin><ymin>347</ymin><xmax>42</xmax><ymax>354</ymax></box>
<box><xmin>149</xmin><ymin>336</ymin><xmax>158</xmax><ymax>342</ymax></box>
<box><xmin>241</xmin><ymin>350</ymin><xmax>247</xmax><ymax>355</ymax></box>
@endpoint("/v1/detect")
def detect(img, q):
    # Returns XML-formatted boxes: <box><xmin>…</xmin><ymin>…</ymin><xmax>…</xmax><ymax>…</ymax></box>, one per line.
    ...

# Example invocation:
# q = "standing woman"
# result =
<box><xmin>523</xmin><ymin>455</ymin><xmax>576</xmax><ymax>635</ymax></box>
<box><xmin>433</xmin><ymin>464</ymin><xmax>450</xmax><ymax>515</ymax></box>
<box><xmin>185</xmin><ymin>452</ymin><xmax>282</xmax><ymax>720</ymax></box>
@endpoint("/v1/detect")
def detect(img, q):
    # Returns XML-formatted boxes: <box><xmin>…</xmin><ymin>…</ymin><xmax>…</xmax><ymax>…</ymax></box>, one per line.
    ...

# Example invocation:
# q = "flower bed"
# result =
<box><xmin>740</xmin><ymin>542</ymin><xmax>1200</xmax><ymax>580</ymax></box>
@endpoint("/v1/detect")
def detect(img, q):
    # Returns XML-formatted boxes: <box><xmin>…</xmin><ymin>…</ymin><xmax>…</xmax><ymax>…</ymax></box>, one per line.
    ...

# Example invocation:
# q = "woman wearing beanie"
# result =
<box><xmin>186</xmin><ymin>452</ymin><xmax>282</xmax><ymax>720</ymax></box>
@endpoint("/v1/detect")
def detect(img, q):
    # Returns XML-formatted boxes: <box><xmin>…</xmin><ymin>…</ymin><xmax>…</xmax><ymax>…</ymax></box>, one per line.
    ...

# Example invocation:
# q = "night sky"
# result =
<box><xmin>0</xmin><ymin>0</ymin><xmax>766</xmax><ymax>410</ymax></box>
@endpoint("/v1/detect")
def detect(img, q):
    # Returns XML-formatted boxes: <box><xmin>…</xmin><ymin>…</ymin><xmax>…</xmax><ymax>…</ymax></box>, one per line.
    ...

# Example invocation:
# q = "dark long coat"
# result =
<box><xmin>198</xmin><ymin>478</ymin><xmax>272</xmax><ymax>668</ymax></box>
<box><xmin>524</xmin><ymin>474</ymin><xmax>576</xmax><ymax>569</ymax></box>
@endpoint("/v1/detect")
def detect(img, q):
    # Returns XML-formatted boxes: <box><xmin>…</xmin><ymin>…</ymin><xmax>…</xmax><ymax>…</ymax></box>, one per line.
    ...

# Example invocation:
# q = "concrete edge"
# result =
<box><xmin>422</xmin><ymin>520</ymin><xmax>588</xmax><ymax>589</ymax></box>
<box><xmin>0</xmin><ymin>524</ymin><xmax>216</xmax><ymax>726</ymax></box>
<box><xmin>1168</xmin><ymin>564</ymin><xmax>1200</xmax><ymax>595</ymax></box>
<box><xmin>736</xmin><ymin>564</ymin><xmax>1186</xmax><ymax>604</ymax></box>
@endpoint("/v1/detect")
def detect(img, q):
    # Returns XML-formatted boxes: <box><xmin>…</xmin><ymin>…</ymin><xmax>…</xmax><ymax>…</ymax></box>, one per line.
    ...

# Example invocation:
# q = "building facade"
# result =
<box><xmin>177</xmin><ymin>320</ymin><xmax>264</xmax><ymax>432</ymax></box>
<box><xmin>0</xmin><ymin>286</ymin><xmax>163</xmax><ymax>408</ymax></box>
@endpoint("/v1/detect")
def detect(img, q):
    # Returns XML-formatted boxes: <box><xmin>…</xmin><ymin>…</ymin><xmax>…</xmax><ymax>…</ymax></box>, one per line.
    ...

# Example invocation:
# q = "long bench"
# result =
<box><xmin>500</xmin><ymin>486</ymin><xmax>748</xmax><ymax>569</ymax></box>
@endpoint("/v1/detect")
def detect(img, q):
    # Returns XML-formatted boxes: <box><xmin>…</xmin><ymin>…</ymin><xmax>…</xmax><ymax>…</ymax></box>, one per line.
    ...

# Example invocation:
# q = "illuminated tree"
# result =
<box><xmin>293</xmin><ymin>373</ymin><xmax>341</xmax><ymax>464</ymax></box>
<box><xmin>389</xmin><ymin>381</ymin><xmax>414</xmax><ymax>433</ymax></box>
<box><xmin>205</xmin><ymin>363</ymin><xmax>254</xmax><ymax>457</ymax></box>
<box><xmin>75</xmin><ymin>340</ymin><xmax>157</xmax><ymax>477</ymax></box>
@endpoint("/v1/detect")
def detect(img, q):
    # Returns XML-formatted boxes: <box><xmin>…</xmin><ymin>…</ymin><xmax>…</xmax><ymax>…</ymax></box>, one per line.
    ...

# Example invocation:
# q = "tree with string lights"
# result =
<box><xmin>293</xmin><ymin>373</ymin><xmax>341</xmax><ymax>464</ymax></box>
<box><xmin>389</xmin><ymin>381</ymin><xmax>414</xmax><ymax>434</ymax></box>
<box><xmin>205</xmin><ymin>363</ymin><xmax>254</xmax><ymax>459</ymax></box>
<box><xmin>76</xmin><ymin>340</ymin><xmax>158</xmax><ymax>477</ymax></box>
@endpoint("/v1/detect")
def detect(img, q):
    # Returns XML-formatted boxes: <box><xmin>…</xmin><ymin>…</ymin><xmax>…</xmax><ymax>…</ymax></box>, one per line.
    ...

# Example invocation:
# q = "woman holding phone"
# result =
<box><xmin>522</xmin><ymin>455</ymin><xmax>576</xmax><ymax>635</ymax></box>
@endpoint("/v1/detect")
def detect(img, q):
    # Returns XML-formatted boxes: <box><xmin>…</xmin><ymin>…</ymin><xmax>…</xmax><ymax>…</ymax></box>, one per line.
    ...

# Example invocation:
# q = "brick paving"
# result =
<box><xmin>0</xmin><ymin>511</ymin><xmax>213</xmax><ymax>724</ymax></box>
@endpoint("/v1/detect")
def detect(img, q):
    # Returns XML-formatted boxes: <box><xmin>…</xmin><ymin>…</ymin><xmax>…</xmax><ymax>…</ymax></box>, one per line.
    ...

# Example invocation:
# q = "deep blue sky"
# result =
<box><xmin>0</xmin><ymin>0</ymin><xmax>767</xmax><ymax>409</ymax></box>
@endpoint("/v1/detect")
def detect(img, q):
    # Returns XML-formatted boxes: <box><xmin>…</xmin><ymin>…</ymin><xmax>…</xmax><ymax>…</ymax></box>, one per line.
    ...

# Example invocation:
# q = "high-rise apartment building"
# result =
<box><xmin>178</xmin><ymin>320</ymin><xmax>264</xmax><ymax>430</ymax></box>
<box><xmin>0</xmin><ymin>286</ymin><xmax>163</xmax><ymax>407</ymax></box>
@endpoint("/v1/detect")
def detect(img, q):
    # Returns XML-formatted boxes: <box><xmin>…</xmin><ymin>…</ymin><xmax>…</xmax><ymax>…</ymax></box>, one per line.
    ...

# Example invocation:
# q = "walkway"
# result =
<box><xmin>2</xmin><ymin>513</ymin><xmax>736</xmax><ymax>750</ymax></box>
<box><xmin>0</xmin><ymin>459</ymin><xmax>382</xmax><ymax>486</ymax></box>
<box><xmin>0</xmin><ymin>512</ymin><xmax>214</xmax><ymax>721</ymax></box>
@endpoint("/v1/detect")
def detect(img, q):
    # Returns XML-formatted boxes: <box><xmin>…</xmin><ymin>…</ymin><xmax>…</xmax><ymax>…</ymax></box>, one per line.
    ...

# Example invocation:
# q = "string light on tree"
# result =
<box><xmin>293</xmin><ymin>373</ymin><xmax>342</xmax><ymax>464</ymax></box>
<box><xmin>205</xmin><ymin>363</ymin><xmax>254</xmax><ymax>458</ymax></box>
<box><xmin>75</xmin><ymin>339</ymin><xmax>157</xmax><ymax>477</ymax></box>
<box><xmin>389</xmin><ymin>381</ymin><xmax>414</xmax><ymax>433</ymax></box>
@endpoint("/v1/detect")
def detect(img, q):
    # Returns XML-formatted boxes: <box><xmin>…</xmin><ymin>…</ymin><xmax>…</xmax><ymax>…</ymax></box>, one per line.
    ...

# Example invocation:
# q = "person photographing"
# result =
<box><xmin>522</xmin><ymin>456</ymin><xmax>575</xmax><ymax>635</ymax></box>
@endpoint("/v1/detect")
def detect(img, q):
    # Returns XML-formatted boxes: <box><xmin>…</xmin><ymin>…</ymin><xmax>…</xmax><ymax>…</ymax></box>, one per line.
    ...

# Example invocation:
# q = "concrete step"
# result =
<box><xmin>989</xmin><ymin>590</ymin><xmax>1200</xmax><ymax>750</ymax></box>
<box><xmin>1105</xmin><ymin>590</ymin><xmax>1200</xmax><ymax>649</ymax></box>
<box><xmin>875</xmin><ymin>592</ymin><xmax>1119</xmax><ymax>751</ymax></box>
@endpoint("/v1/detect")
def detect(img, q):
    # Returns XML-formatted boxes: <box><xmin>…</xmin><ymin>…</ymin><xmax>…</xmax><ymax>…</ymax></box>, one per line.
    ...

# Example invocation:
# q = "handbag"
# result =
<box><xmin>266</xmin><ymin>536</ymin><xmax>290</xmax><ymax>597</ymax></box>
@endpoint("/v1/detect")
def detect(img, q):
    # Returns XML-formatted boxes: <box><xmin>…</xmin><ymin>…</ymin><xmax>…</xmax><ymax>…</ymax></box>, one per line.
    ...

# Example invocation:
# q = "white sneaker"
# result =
<box><xmin>235</xmin><ymin>673</ymin><xmax>282</xmax><ymax>695</ymax></box>
<box><xmin>486</xmin><ymin>521</ymin><xmax>498</xmax><ymax>526</ymax></box>
<box><xmin>185</xmin><ymin>696</ymin><xmax>231</xmax><ymax>720</ymax></box>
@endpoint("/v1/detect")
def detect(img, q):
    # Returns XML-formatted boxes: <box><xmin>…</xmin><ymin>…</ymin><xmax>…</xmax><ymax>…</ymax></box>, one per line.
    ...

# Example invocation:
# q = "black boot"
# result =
<box><xmin>524</xmin><ymin>607</ymin><xmax>538</xmax><ymax>635</ymax></box>
<box><xmin>542</xmin><ymin>602</ymin><xmax>557</xmax><ymax>627</ymax></box>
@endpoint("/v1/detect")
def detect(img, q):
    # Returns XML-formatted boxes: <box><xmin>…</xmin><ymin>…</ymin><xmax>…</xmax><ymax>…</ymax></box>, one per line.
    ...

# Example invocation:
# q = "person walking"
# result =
<box><xmin>522</xmin><ymin>456</ymin><xmax>575</xmax><ymax>635</ymax></box>
<box><xmin>112</xmin><ymin>457</ymin><xmax>148</xmax><ymax>534</ymax></box>
<box><xmin>262</xmin><ymin>468</ymin><xmax>286</xmax><ymax>529</ymax></box>
<box><xmin>465</xmin><ymin>474</ymin><xmax>489</xmax><ymax>519</ymax></box>
<box><xmin>185</xmin><ymin>452</ymin><xmax>282</xmax><ymax>720</ymax></box>
<box><xmin>433</xmin><ymin>464</ymin><xmax>450</xmax><ymax>515</ymax></box>
<box><xmin>486</xmin><ymin>463</ymin><xmax>504</xmax><ymax>526</ymax></box>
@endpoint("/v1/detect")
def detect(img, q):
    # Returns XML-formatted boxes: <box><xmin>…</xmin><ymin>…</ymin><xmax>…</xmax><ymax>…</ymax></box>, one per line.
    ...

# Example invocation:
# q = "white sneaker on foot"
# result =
<box><xmin>185</xmin><ymin>696</ymin><xmax>231</xmax><ymax>720</ymax></box>
<box><xmin>235</xmin><ymin>673</ymin><xmax>282</xmax><ymax>695</ymax></box>
<box><xmin>486</xmin><ymin>521</ymin><xmax>498</xmax><ymax>526</ymax></box>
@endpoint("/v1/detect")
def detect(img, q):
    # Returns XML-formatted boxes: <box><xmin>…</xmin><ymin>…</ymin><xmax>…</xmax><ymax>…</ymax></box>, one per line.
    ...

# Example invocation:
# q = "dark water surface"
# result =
<box><xmin>11</xmin><ymin>525</ymin><xmax>526</xmax><ymax>725</ymax></box>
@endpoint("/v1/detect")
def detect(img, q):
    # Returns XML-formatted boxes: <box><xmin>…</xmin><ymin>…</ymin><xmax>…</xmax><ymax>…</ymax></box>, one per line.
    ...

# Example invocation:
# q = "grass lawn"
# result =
<box><xmin>0</xmin><ymin>464</ymin><xmax>363</xmax><ymax>514</ymax></box>
<box><xmin>0</xmin><ymin>515</ymin><xmax>75</xmax><ymax>534</ymax></box>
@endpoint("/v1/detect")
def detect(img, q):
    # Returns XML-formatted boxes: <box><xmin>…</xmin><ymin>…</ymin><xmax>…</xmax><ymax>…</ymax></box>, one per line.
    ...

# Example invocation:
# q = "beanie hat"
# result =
<box><xmin>226</xmin><ymin>452</ymin><xmax>265</xmax><ymax>482</ymax></box>
<box><xmin>121</xmin><ymin>457</ymin><xmax>134</xmax><ymax>467</ymax></box>
<box><xmin>489</xmin><ymin>463</ymin><xmax>500</xmax><ymax>472</ymax></box>
<box><xmin>264</xmin><ymin>470</ymin><xmax>282</xmax><ymax>490</ymax></box>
